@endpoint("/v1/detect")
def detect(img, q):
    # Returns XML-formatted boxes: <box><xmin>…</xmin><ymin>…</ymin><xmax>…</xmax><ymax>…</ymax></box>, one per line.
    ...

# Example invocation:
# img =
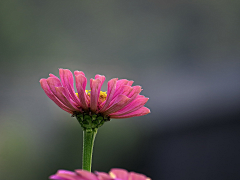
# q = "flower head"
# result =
<box><xmin>49</xmin><ymin>168</ymin><xmax>151</xmax><ymax>180</ymax></box>
<box><xmin>40</xmin><ymin>69</ymin><xmax>150</xmax><ymax>129</ymax></box>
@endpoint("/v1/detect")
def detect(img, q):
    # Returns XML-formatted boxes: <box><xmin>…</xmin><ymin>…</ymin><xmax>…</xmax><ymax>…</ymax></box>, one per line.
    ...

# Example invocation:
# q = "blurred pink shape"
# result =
<box><xmin>49</xmin><ymin>168</ymin><xmax>151</xmax><ymax>180</ymax></box>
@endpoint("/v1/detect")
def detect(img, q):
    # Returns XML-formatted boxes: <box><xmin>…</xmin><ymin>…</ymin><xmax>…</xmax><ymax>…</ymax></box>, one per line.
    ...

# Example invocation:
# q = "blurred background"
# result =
<box><xmin>1</xmin><ymin>1</ymin><xmax>240</xmax><ymax>180</ymax></box>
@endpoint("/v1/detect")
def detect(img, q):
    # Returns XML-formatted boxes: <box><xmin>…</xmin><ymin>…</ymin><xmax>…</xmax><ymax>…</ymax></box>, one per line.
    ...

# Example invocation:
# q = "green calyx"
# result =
<box><xmin>75</xmin><ymin>113</ymin><xmax>110</xmax><ymax>131</ymax></box>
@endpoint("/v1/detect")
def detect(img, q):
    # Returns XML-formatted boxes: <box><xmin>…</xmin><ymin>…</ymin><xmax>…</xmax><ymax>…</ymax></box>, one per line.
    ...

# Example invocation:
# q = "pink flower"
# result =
<box><xmin>49</xmin><ymin>168</ymin><xmax>151</xmax><ymax>180</ymax></box>
<box><xmin>40</xmin><ymin>69</ymin><xmax>150</xmax><ymax>123</ymax></box>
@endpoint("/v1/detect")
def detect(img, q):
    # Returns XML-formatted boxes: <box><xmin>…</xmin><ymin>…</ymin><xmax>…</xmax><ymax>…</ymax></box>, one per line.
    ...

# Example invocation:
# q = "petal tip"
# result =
<box><xmin>39</xmin><ymin>78</ymin><xmax>45</xmax><ymax>83</ymax></box>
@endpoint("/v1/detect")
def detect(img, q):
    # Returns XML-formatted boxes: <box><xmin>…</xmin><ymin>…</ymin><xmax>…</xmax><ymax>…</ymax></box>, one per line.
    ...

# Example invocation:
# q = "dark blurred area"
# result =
<box><xmin>1</xmin><ymin>1</ymin><xmax>240</xmax><ymax>180</ymax></box>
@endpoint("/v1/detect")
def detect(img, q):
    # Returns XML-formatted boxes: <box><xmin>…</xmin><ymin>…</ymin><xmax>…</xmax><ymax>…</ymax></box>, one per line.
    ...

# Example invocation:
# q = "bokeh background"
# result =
<box><xmin>1</xmin><ymin>1</ymin><xmax>240</xmax><ymax>180</ymax></box>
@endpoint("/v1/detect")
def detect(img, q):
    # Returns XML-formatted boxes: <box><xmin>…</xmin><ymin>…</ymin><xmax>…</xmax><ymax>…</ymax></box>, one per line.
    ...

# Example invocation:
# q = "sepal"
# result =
<box><xmin>75</xmin><ymin>112</ymin><xmax>110</xmax><ymax>130</ymax></box>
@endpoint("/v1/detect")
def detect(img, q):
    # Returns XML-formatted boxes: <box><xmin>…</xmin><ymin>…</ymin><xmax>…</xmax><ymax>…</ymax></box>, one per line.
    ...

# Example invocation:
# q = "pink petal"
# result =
<box><xmin>129</xmin><ymin>172</ymin><xmax>150</xmax><ymax>180</ymax></box>
<box><xmin>112</xmin><ymin>79</ymin><xmax>129</xmax><ymax>99</ymax></box>
<box><xmin>136</xmin><ymin>95</ymin><xmax>145</xmax><ymax>98</ymax></box>
<box><xmin>110</xmin><ymin>97</ymin><xmax>149</xmax><ymax>116</ymax></box>
<box><xmin>110</xmin><ymin>85</ymin><xmax>133</xmax><ymax>100</ymax></box>
<box><xmin>46</xmin><ymin>77</ymin><xmax>62</xmax><ymax>95</ymax></box>
<box><xmin>74</xmin><ymin>70</ymin><xmax>85</xmax><ymax>77</ymax></box>
<box><xmin>95</xmin><ymin>74</ymin><xmax>106</xmax><ymax>87</ymax></box>
<box><xmin>110</xmin><ymin>107</ymin><xmax>150</xmax><ymax>119</ymax></box>
<box><xmin>54</xmin><ymin>87</ymin><xmax>80</xmax><ymax>112</ymax></box>
<box><xmin>116</xmin><ymin>79</ymin><xmax>129</xmax><ymax>89</ymax></box>
<box><xmin>75</xmin><ymin>170</ymin><xmax>99</xmax><ymax>180</ymax></box>
<box><xmin>49</xmin><ymin>170</ymin><xmax>78</xmax><ymax>180</ymax></box>
<box><xmin>127</xmin><ymin>80</ymin><xmax>134</xmax><ymax>86</ymax></box>
<box><xmin>95</xmin><ymin>172</ymin><xmax>112</xmax><ymax>180</ymax></box>
<box><xmin>127</xmin><ymin>86</ymin><xmax>142</xmax><ymax>99</ymax></box>
<box><xmin>90</xmin><ymin>78</ymin><xmax>102</xmax><ymax>113</ymax></box>
<box><xmin>59</xmin><ymin>69</ymin><xmax>81</xmax><ymax>105</ymax></box>
<box><xmin>57</xmin><ymin>170</ymin><xmax>76</xmax><ymax>176</ymax></box>
<box><xmin>99</xmin><ymin>78</ymin><xmax>118</xmax><ymax>113</ymax></box>
<box><xmin>103</xmin><ymin>95</ymin><xmax>130</xmax><ymax>115</ymax></box>
<box><xmin>119</xmin><ymin>85</ymin><xmax>133</xmax><ymax>96</ymax></box>
<box><xmin>109</xmin><ymin>169</ymin><xmax>129</xmax><ymax>180</ymax></box>
<box><xmin>46</xmin><ymin>77</ymin><xmax>79</xmax><ymax>111</ymax></box>
<box><xmin>49</xmin><ymin>175</ymin><xmax>69</xmax><ymax>180</ymax></box>
<box><xmin>40</xmin><ymin>79</ymin><xmax>73</xmax><ymax>114</ymax></box>
<box><xmin>75</xmin><ymin>74</ymin><xmax>89</xmax><ymax>111</ymax></box>
<box><xmin>59</xmin><ymin>69</ymin><xmax>72</xmax><ymax>87</ymax></box>
<box><xmin>106</xmin><ymin>85</ymin><xmax>133</xmax><ymax>109</ymax></box>
<box><xmin>108</xmin><ymin>86</ymin><xmax>142</xmax><ymax>112</ymax></box>
<box><xmin>49</xmin><ymin>73</ymin><xmax>58</xmax><ymax>78</ymax></box>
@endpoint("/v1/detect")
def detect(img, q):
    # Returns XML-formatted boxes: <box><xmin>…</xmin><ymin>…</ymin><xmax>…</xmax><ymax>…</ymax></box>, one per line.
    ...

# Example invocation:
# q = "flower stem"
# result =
<box><xmin>82</xmin><ymin>128</ymin><xmax>98</xmax><ymax>172</ymax></box>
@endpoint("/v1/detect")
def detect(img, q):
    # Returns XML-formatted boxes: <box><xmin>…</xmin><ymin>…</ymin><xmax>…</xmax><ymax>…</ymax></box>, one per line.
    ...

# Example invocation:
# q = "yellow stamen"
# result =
<box><xmin>85</xmin><ymin>90</ymin><xmax>91</xmax><ymax>97</ymax></box>
<box><xmin>99</xmin><ymin>91</ymin><xmax>107</xmax><ymax>102</ymax></box>
<box><xmin>75</xmin><ymin>90</ymin><xmax>107</xmax><ymax>102</ymax></box>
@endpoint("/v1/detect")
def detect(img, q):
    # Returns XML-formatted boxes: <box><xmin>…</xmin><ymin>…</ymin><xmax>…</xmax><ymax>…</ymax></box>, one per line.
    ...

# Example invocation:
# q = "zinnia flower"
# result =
<box><xmin>40</xmin><ymin>69</ymin><xmax>150</xmax><ymax>129</ymax></box>
<box><xmin>49</xmin><ymin>168</ymin><xmax>151</xmax><ymax>180</ymax></box>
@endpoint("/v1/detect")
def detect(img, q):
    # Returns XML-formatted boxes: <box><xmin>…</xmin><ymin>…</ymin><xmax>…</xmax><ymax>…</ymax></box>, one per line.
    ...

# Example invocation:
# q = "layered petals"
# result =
<box><xmin>59</xmin><ymin>69</ymin><xmax>81</xmax><ymax>105</ymax></box>
<box><xmin>99</xmin><ymin>78</ymin><xmax>118</xmax><ymax>113</ymax></box>
<box><xmin>50</xmin><ymin>169</ymin><xmax>98</xmax><ymax>180</ymax></box>
<box><xmin>46</xmin><ymin>77</ymin><xmax>79</xmax><ymax>112</ymax></box>
<box><xmin>106</xmin><ymin>168</ymin><xmax>151</xmax><ymax>180</ymax></box>
<box><xmin>40</xmin><ymin>69</ymin><xmax>150</xmax><ymax>119</ymax></box>
<box><xmin>40</xmin><ymin>79</ymin><xmax>73</xmax><ymax>114</ymax></box>
<box><xmin>50</xmin><ymin>170</ymin><xmax>78</xmax><ymax>180</ymax></box>
<box><xmin>75</xmin><ymin>74</ymin><xmax>88</xmax><ymax>111</ymax></box>
<box><xmin>54</xmin><ymin>87</ymin><xmax>80</xmax><ymax>112</ymax></box>
<box><xmin>103</xmin><ymin>95</ymin><xmax>130</xmax><ymax>115</ymax></box>
<box><xmin>109</xmin><ymin>169</ymin><xmax>128</xmax><ymax>180</ymax></box>
<box><xmin>128</xmin><ymin>172</ymin><xmax>151</xmax><ymax>180</ymax></box>
<box><xmin>90</xmin><ymin>78</ymin><xmax>102</xmax><ymax>113</ymax></box>
<box><xmin>49</xmin><ymin>168</ymin><xmax>151</xmax><ymax>180</ymax></box>
<box><xmin>110</xmin><ymin>107</ymin><xmax>150</xmax><ymax>119</ymax></box>
<box><xmin>90</xmin><ymin>75</ymin><xmax>105</xmax><ymax>113</ymax></box>
<box><xmin>110</xmin><ymin>97</ymin><xmax>149</xmax><ymax>116</ymax></box>
<box><xmin>75</xmin><ymin>170</ymin><xmax>99</xmax><ymax>180</ymax></box>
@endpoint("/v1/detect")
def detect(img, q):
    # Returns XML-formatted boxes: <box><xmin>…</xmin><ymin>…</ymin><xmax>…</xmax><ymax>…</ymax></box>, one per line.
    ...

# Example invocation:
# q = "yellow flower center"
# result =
<box><xmin>85</xmin><ymin>90</ymin><xmax>91</xmax><ymax>97</ymax></box>
<box><xmin>99</xmin><ymin>91</ymin><xmax>107</xmax><ymax>102</ymax></box>
<box><xmin>75</xmin><ymin>90</ymin><xmax>107</xmax><ymax>102</ymax></box>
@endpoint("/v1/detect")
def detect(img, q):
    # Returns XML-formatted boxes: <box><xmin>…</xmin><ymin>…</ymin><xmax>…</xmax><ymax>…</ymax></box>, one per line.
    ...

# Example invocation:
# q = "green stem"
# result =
<box><xmin>82</xmin><ymin>128</ymin><xmax>98</xmax><ymax>172</ymax></box>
